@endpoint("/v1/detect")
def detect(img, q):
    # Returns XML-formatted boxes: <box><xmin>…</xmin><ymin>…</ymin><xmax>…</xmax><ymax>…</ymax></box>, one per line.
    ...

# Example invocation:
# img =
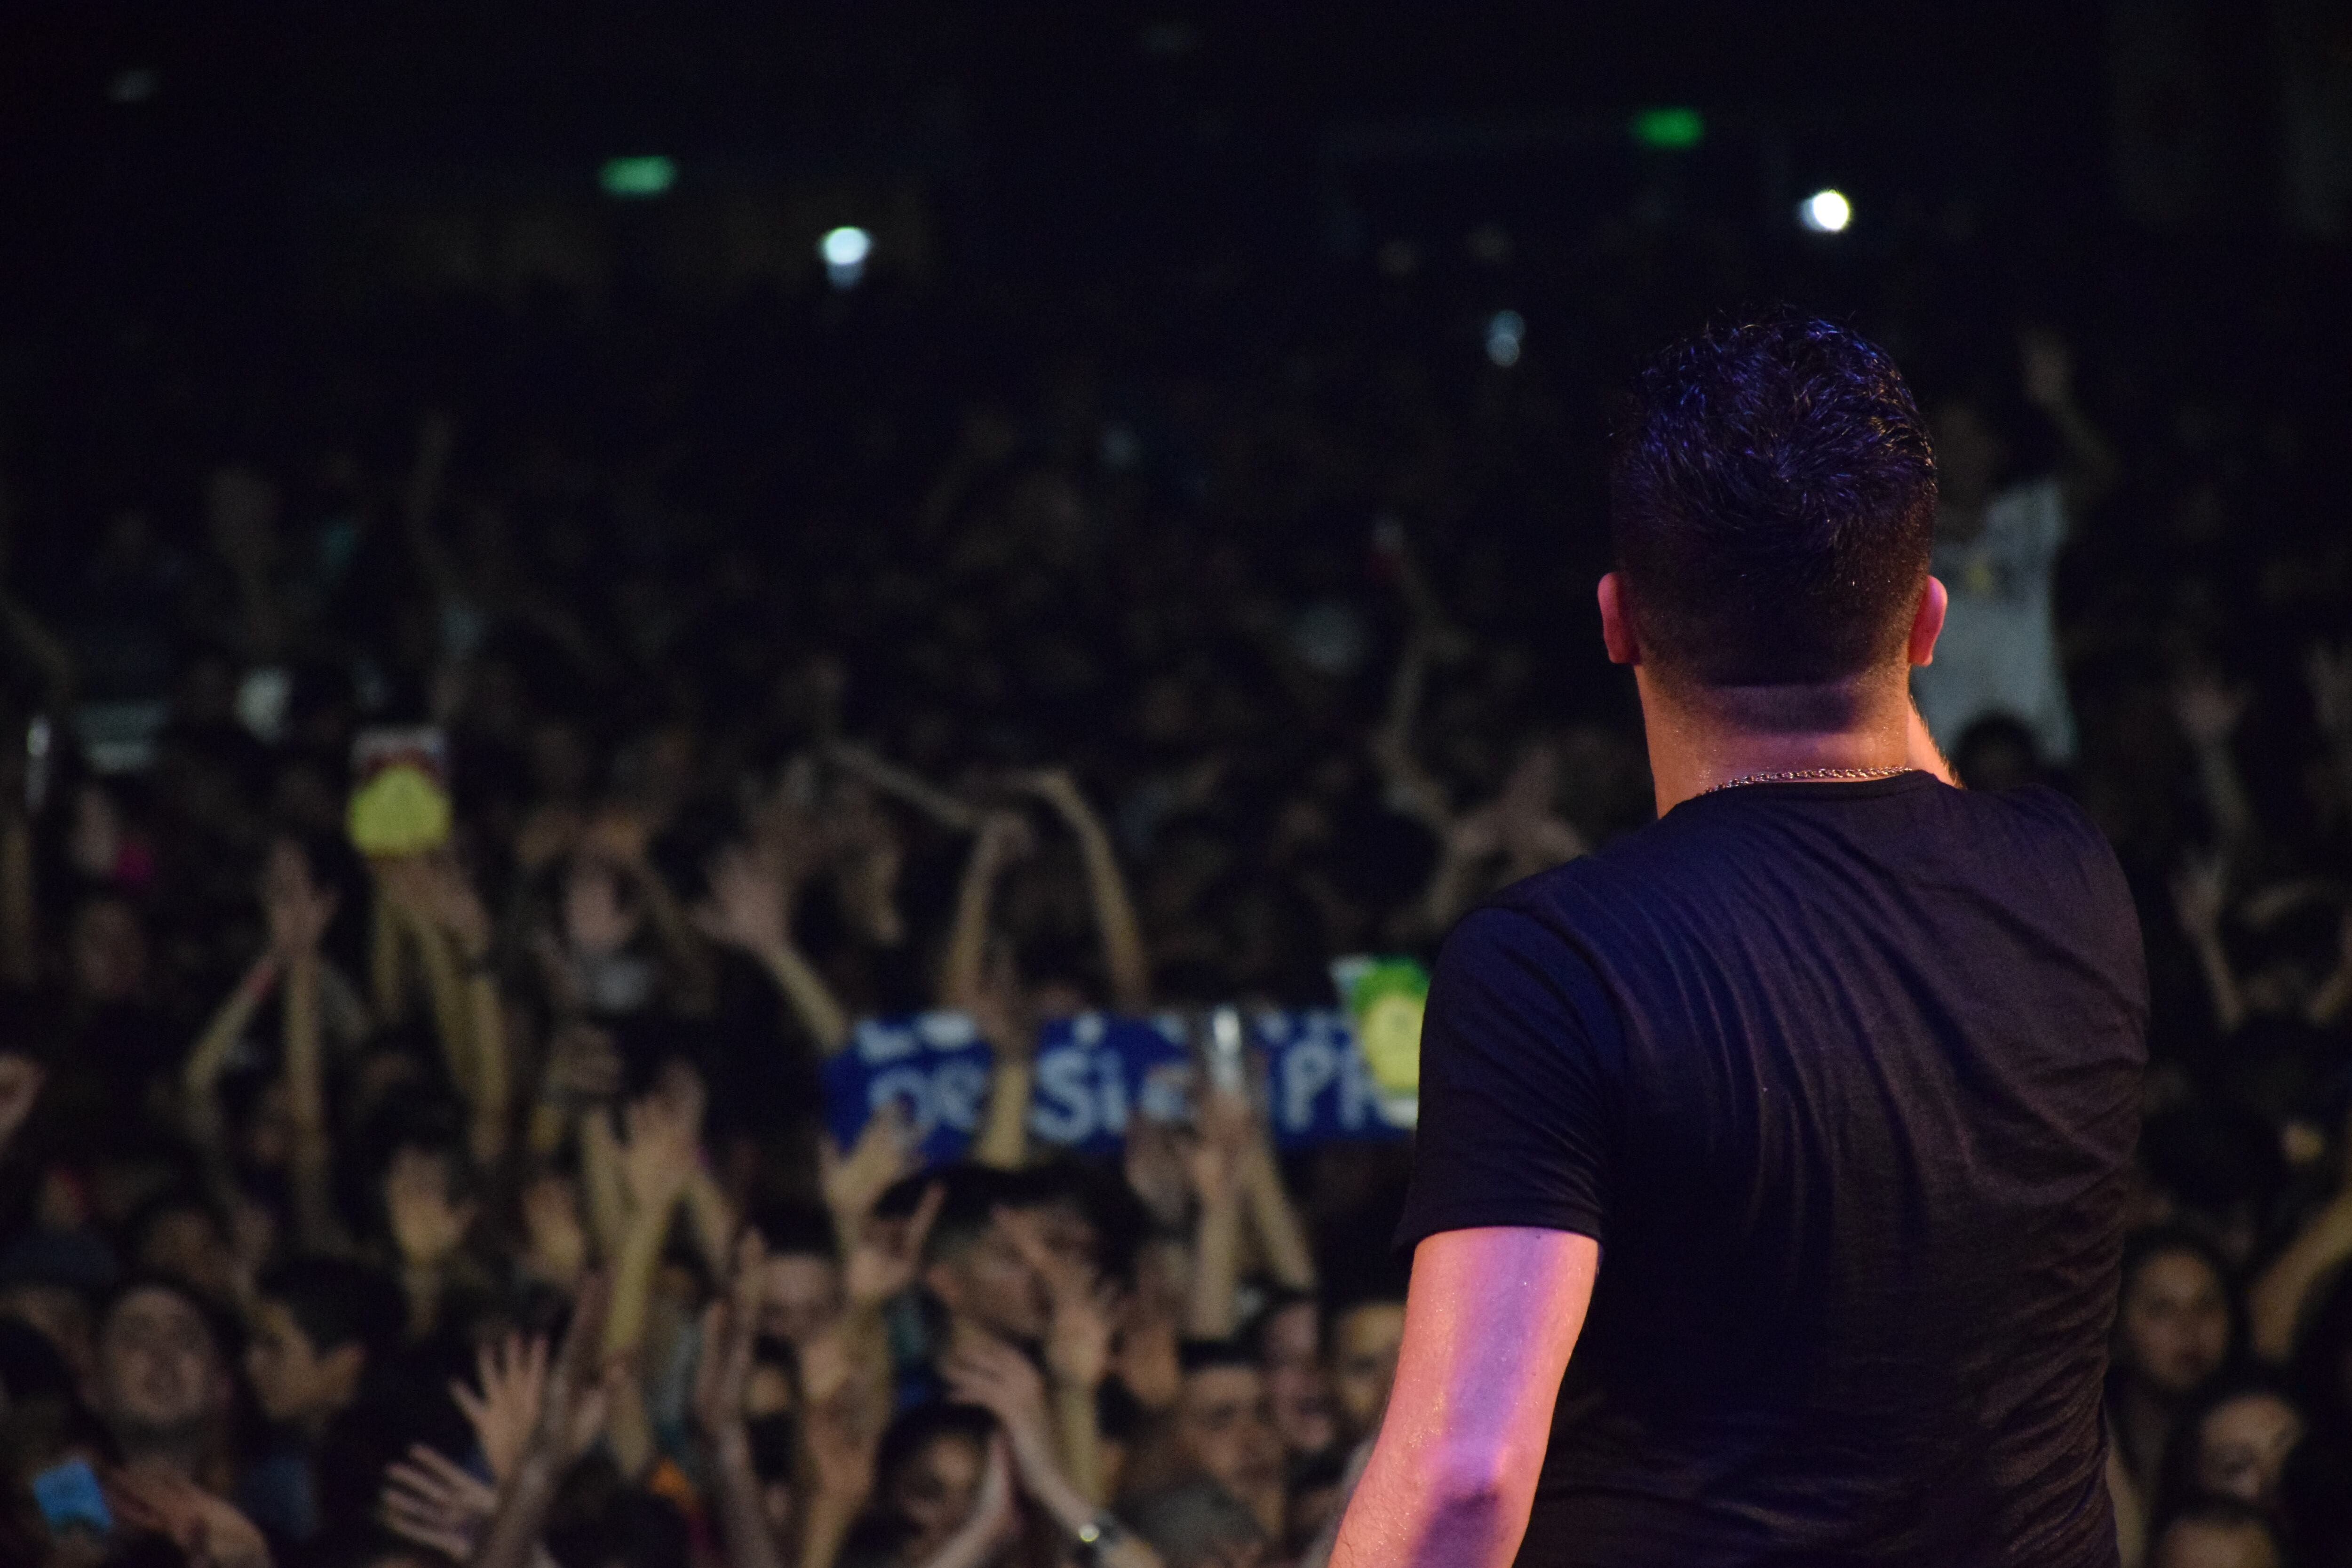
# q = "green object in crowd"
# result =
<box><xmin>348</xmin><ymin>764</ymin><xmax>453</xmax><ymax>859</ymax></box>
<box><xmin>599</xmin><ymin>156</ymin><xmax>678</xmax><ymax>198</ymax></box>
<box><xmin>1337</xmin><ymin>956</ymin><xmax>1430</xmax><ymax>1127</ymax></box>
<box><xmin>1629</xmin><ymin>106</ymin><xmax>1706</xmax><ymax>150</ymax></box>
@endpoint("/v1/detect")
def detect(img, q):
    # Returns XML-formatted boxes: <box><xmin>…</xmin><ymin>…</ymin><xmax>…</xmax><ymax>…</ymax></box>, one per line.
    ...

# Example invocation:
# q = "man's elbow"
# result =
<box><xmin>1424</xmin><ymin>1438</ymin><xmax>1537</xmax><ymax>1515</ymax></box>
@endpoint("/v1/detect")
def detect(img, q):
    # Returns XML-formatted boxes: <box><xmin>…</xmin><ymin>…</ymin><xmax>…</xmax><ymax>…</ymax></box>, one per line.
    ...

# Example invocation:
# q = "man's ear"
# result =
<box><xmin>1908</xmin><ymin>576</ymin><xmax>1949</xmax><ymax>668</ymax></box>
<box><xmin>1597</xmin><ymin>573</ymin><xmax>1640</xmax><ymax>667</ymax></box>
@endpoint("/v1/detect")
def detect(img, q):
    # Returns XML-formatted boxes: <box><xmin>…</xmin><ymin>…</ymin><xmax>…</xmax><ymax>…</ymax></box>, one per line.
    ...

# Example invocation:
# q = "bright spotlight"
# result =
<box><xmin>1485</xmin><ymin>310</ymin><xmax>1525</xmax><ymax>368</ymax></box>
<box><xmin>820</xmin><ymin>227</ymin><xmax>872</xmax><ymax>288</ymax></box>
<box><xmin>1798</xmin><ymin>189</ymin><xmax>1852</xmax><ymax>233</ymax></box>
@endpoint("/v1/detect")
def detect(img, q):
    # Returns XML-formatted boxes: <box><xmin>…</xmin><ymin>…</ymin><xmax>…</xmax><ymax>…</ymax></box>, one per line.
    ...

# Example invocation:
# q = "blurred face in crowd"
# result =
<box><xmin>1173</xmin><ymin>1365</ymin><xmax>1285</xmax><ymax>1536</ymax></box>
<box><xmin>90</xmin><ymin>1285</ymin><xmax>228</xmax><ymax>1451</ymax></box>
<box><xmin>758</xmin><ymin>1250</ymin><xmax>843</xmax><ymax>1345</ymax></box>
<box><xmin>70</xmin><ymin>898</ymin><xmax>148</xmax><ymax>1005</ymax></box>
<box><xmin>925</xmin><ymin>1219</ymin><xmax>1050</xmax><ymax>1345</ymax></box>
<box><xmin>2193</xmin><ymin>1393</ymin><xmax>2302</xmax><ymax>1510</ymax></box>
<box><xmin>563</xmin><ymin>860</ymin><xmax>640</xmax><ymax>957</ymax></box>
<box><xmin>1031</xmin><ymin>1195</ymin><xmax>1099</xmax><ymax>1277</ymax></box>
<box><xmin>2154</xmin><ymin>1518</ymin><xmax>2280</xmax><ymax>1568</ymax></box>
<box><xmin>134</xmin><ymin>1206</ymin><xmax>238</xmax><ymax>1305</ymax></box>
<box><xmin>2118</xmin><ymin>1250</ymin><xmax>2231</xmax><ymax>1398</ymax></box>
<box><xmin>1259</xmin><ymin>1300</ymin><xmax>1336</xmax><ymax>1457</ymax></box>
<box><xmin>245</xmin><ymin>1299</ymin><xmax>365</xmax><ymax>1433</ymax></box>
<box><xmin>1330</xmin><ymin>1302</ymin><xmax>1407</xmax><ymax>1437</ymax></box>
<box><xmin>888</xmin><ymin>1431</ymin><xmax>985</xmax><ymax>1560</ymax></box>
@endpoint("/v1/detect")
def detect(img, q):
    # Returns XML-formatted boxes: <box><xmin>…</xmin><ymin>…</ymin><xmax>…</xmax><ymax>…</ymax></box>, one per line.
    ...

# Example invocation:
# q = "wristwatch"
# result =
<box><xmin>1072</xmin><ymin>1511</ymin><xmax>1129</xmax><ymax>1564</ymax></box>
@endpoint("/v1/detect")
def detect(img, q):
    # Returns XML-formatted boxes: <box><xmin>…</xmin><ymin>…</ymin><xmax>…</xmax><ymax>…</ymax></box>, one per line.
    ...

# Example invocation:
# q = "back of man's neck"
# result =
<box><xmin>1637</xmin><ymin>667</ymin><xmax>1920</xmax><ymax>815</ymax></box>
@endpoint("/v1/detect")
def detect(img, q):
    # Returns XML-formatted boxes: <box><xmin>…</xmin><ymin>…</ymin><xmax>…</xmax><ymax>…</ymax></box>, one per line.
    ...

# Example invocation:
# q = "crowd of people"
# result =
<box><xmin>0</xmin><ymin>207</ymin><xmax>2346</xmax><ymax>1568</ymax></box>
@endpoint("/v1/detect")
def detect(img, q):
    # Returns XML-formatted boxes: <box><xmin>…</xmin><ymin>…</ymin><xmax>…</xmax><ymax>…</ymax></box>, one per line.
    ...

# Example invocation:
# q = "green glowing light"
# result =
<box><xmin>599</xmin><ymin>156</ymin><xmax>677</xmax><ymax>198</ymax></box>
<box><xmin>1629</xmin><ymin>107</ymin><xmax>1705</xmax><ymax>151</ymax></box>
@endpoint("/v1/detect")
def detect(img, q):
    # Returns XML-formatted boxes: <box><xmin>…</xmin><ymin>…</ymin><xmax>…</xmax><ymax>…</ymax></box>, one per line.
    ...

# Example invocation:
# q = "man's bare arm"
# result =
<box><xmin>1330</xmin><ymin>1227</ymin><xmax>1598</xmax><ymax>1568</ymax></box>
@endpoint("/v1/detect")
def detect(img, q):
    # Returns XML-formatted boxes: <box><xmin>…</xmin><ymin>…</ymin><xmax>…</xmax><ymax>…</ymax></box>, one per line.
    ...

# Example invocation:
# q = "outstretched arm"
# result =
<box><xmin>944</xmin><ymin>815</ymin><xmax>1038</xmax><ymax>1169</ymax></box>
<box><xmin>2019</xmin><ymin>332</ymin><xmax>2120</xmax><ymax>513</ymax></box>
<box><xmin>693</xmin><ymin>841</ymin><xmax>850</xmax><ymax>1055</ymax></box>
<box><xmin>1329</xmin><ymin>1227</ymin><xmax>1597</xmax><ymax>1568</ymax></box>
<box><xmin>1022</xmin><ymin>771</ymin><xmax>1150</xmax><ymax>1012</ymax></box>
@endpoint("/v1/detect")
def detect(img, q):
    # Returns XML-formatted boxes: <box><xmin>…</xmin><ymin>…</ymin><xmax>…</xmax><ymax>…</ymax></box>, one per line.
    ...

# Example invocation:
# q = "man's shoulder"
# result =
<box><xmin>1947</xmin><ymin>783</ymin><xmax>2132</xmax><ymax>897</ymax></box>
<box><xmin>1483</xmin><ymin>780</ymin><xmax>2130</xmax><ymax>933</ymax></box>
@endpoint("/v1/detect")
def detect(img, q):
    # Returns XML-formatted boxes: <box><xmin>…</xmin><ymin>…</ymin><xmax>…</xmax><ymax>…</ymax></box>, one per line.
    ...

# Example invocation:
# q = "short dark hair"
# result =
<box><xmin>1609</xmin><ymin>310</ymin><xmax>1937</xmax><ymax>688</ymax></box>
<box><xmin>747</xmin><ymin>1203</ymin><xmax>839</xmax><ymax>1261</ymax></box>
<box><xmin>1176</xmin><ymin>1337</ymin><xmax>1260</xmax><ymax>1377</ymax></box>
<box><xmin>913</xmin><ymin>1165</ymin><xmax>1024</xmax><ymax>1266</ymax></box>
<box><xmin>256</xmin><ymin>1257</ymin><xmax>405</xmax><ymax>1361</ymax></box>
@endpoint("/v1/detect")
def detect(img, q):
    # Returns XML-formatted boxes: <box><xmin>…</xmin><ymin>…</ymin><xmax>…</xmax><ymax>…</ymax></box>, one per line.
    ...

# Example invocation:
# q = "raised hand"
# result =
<box><xmin>952</xmin><ymin>1433</ymin><xmax>1024</xmax><ymax>1560</ymax></box>
<box><xmin>261</xmin><ymin>841</ymin><xmax>340</xmax><ymax>961</ymax></box>
<box><xmin>942</xmin><ymin>1333</ymin><xmax>1056</xmax><ymax>1464</ymax></box>
<box><xmin>0</xmin><ymin>1049</ymin><xmax>43</xmax><ymax>1157</ymax></box>
<box><xmin>998</xmin><ymin>1207</ymin><xmax>1115</xmax><ymax>1392</ymax></box>
<box><xmin>452</xmin><ymin>1333</ymin><xmax>550</xmax><ymax>1484</ymax></box>
<box><xmin>616</xmin><ymin>1071</ymin><xmax>705</xmax><ymax>1227</ymax></box>
<box><xmin>2172</xmin><ymin>673</ymin><xmax>2249</xmax><ymax>751</ymax></box>
<box><xmin>966</xmin><ymin>944</ymin><xmax>1038</xmax><ymax>1064</ymax></box>
<box><xmin>827</xmin><ymin>782</ymin><xmax>908</xmax><ymax>948</ymax></box>
<box><xmin>2018</xmin><ymin>330</ymin><xmax>2076</xmax><ymax>412</ymax></box>
<box><xmin>1012</xmin><ymin>767</ymin><xmax>1091</xmax><ymax>821</ymax></box>
<box><xmin>106</xmin><ymin>1467</ymin><xmax>272</xmax><ymax>1568</ymax></box>
<box><xmin>520</xmin><ymin>1174</ymin><xmax>589</xmax><ymax>1289</ymax></box>
<box><xmin>380</xmin><ymin>1443</ymin><xmax>499</xmax><ymax>1560</ymax></box>
<box><xmin>384</xmin><ymin>1146</ymin><xmax>477</xmax><ymax>1270</ymax></box>
<box><xmin>415</xmin><ymin>853</ymin><xmax>494</xmax><ymax>961</ymax></box>
<box><xmin>2171</xmin><ymin>851</ymin><xmax>2230</xmax><ymax>940</ymax></box>
<box><xmin>693</xmin><ymin>1231</ymin><xmax>769</xmax><ymax>1449</ymax></box>
<box><xmin>2309</xmin><ymin>642</ymin><xmax>2352</xmax><ymax>741</ymax></box>
<box><xmin>1444</xmin><ymin>808</ymin><xmax>1506</xmax><ymax>862</ymax></box>
<box><xmin>692</xmin><ymin>842</ymin><xmax>793</xmax><ymax>959</ymax></box>
<box><xmin>750</xmin><ymin>761</ymin><xmax>832</xmax><ymax>893</ymax></box>
<box><xmin>803</xmin><ymin>1392</ymin><xmax>877</xmax><ymax>1519</ymax></box>
<box><xmin>537</xmin><ymin>1272</ymin><xmax>625</xmax><ymax>1464</ymax></box>
<box><xmin>819</xmin><ymin>1102</ymin><xmax>921</xmax><ymax>1224</ymax></box>
<box><xmin>842</xmin><ymin>1179</ymin><xmax>945</xmax><ymax>1312</ymax></box>
<box><xmin>1185</xmin><ymin>1082</ymin><xmax>1256</xmax><ymax>1206</ymax></box>
<box><xmin>974</xmin><ymin>809</ymin><xmax>1038</xmax><ymax>871</ymax></box>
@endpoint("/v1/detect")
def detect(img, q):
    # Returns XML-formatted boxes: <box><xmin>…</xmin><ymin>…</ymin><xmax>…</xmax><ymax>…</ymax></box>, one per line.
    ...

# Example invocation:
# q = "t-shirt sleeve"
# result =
<box><xmin>1393</xmin><ymin>901</ymin><xmax>1621</xmax><ymax>1256</ymax></box>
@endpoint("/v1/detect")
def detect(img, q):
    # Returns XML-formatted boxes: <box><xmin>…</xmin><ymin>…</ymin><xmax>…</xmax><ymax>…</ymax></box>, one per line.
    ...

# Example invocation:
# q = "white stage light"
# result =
<box><xmin>1799</xmin><ymin>190</ymin><xmax>1852</xmax><ymax>233</ymax></box>
<box><xmin>821</xmin><ymin>227</ymin><xmax>873</xmax><ymax>288</ymax></box>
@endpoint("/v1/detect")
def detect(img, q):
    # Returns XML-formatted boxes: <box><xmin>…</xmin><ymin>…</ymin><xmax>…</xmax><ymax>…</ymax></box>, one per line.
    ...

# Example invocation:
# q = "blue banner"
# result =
<box><xmin>821</xmin><ymin>1009</ymin><xmax>1408</xmax><ymax>1162</ymax></box>
<box><xmin>1250</xmin><ymin>1009</ymin><xmax>1408</xmax><ymax>1151</ymax></box>
<box><xmin>1027</xmin><ymin>1013</ymin><xmax>1194</xmax><ymax>1154</ymax></box>
<box><xmin>825</xmin><ymin>1012</ymin><xmax>993</xmax><ymax>1164</ymax></box>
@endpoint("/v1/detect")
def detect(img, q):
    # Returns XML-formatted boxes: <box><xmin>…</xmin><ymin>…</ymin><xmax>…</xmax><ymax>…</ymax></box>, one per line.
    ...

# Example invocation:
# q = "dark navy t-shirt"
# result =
<box><xmin>1395</xmin><ymin>775</ymin><xmax>2146</xmax><ymax>1567</ymax></box>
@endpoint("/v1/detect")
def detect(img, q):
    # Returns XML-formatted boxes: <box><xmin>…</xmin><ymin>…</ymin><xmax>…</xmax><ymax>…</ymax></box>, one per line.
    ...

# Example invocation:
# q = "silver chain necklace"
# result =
<box><xmin>1698</xmin><ymin>764</ymin><xmax>1915</xmax><ymax>796</ymax></box>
